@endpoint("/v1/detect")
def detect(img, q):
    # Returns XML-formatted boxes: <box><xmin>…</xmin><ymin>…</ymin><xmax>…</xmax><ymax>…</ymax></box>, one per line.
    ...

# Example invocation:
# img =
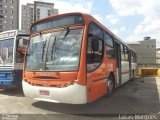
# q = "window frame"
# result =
<box><xmin>133</xmin><ymin>52</ymin><xmax>137</xmax><ymax>63</ymax></box>
<box><xmin>15</xmin><ymin>35</ymin><xmax>29</xmax><ymax>63</ymax></box>
<box><xmin>121</xmin><ymin>44</ymin><xmax>129</xmax><ymax>61</ymax></box>
<box><xmin>104</xmin><ymin>31</ymin><xmax>115</xmax><ymax>59</ymax></box>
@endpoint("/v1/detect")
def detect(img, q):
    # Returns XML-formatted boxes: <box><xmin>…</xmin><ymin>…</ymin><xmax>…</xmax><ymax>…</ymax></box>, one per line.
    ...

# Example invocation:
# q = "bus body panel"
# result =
<box><xmin>0</xmin><ymin>69</ymin><xmax>14</xmax><ymax>86</ymax></box>
<box><xmin>87</xmin><ymin>57</ymin><xmax>116</xmax><ymax>102</ymax></box>
<box><xmin>131</xmin><ymin>62</ymin><xmax>137</xmax><ymax>78</ymax></box>
<box><xmin>23</xmin><ymin>71</ymin><xmax>78</xmax><ymax>87</ymax></box>
<box><xmin>76</xmin><ymin>23</ymin><xmax>88</xmax><ymax>86</ymax></box>
<box><xmin>87</xmin><ymin>65</ymin><xmax>107</xmax><ymax>103</ymax></box>
<box><xmin>23</xmin><ymin>80</ymin><xmax>87</xmax><ymax>104</ymax></box>
<box><xmin>121</xmin><ymin>61</ymin><xmax>130</xmax><ymax>84</ymax></box>
<box><xmin>0</xmin><ymin>69</ymin><xmax>23</xmax><ymax>87</ymax></box>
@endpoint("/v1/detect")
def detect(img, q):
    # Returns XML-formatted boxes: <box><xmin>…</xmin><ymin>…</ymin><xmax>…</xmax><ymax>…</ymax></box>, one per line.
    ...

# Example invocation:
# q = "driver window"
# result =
<box><xmin>16</xmin><ymin>36</ymin><xmax>29</xmax><ymax>63</ymax></box>
<box><xmin>87</xmin><ymin>23</ymin><xmax>103</xmax><ymax>71</ymax></box>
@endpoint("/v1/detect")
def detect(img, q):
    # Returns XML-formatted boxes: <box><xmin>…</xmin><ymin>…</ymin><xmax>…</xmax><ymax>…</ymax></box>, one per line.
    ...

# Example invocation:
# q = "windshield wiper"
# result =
<box><xmin>62</xmin><ymin>27</ymin><xmax>70</xmax><ymax>39</ymax></box>
<box><xmin>51</xmin><ymin>36</ymin><xmax>57</xmax><ymax>60</ymax></box>
<box><xmin>50</xmin><ymin>26</ymin><xmax>70</xmax><ymax>60</ymax></box>
<box><xmin>37</xmin><ymin>32</ymin><xmax>48</xmax><ymax>62</ymax></box>
<box><xmin>41</xmin><ymin>39</ymin><xmax>47</xmax><ymax>61</ymax></box>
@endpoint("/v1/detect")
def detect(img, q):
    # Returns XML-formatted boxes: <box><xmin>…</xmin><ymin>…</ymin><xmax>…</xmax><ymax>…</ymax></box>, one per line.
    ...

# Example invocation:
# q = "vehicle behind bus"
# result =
<box><xmin>23</xmin><ymin>13</ymin><xmax>137</xmax><ymax>104</ymax></box>
<box><xmin>0</xmin><ymin>30</ymin><xmax>29</xmax><ymax>88</ymax></box>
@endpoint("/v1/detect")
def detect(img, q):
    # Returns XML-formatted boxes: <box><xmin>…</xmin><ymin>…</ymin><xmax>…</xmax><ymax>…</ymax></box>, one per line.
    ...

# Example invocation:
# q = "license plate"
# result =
<box><xmin>39</xmin><ymin>90</ymin><xmax>49</xmax><ymax>96</ymax></box>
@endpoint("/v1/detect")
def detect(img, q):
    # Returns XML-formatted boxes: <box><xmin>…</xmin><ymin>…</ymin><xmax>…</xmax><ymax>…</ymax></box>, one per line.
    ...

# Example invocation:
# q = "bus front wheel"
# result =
<box><xmin>107</xmin><ymin>75</ymin><xmax>115</xmax><ymax>96</ymax></box>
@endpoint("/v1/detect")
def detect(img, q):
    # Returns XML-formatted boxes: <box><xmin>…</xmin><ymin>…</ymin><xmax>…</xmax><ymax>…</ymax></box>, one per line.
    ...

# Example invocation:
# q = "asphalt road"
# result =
<box><xmin>0</xmin><ymin>77</ymin><xmax>160</xmax><ymax>120</ymax></box>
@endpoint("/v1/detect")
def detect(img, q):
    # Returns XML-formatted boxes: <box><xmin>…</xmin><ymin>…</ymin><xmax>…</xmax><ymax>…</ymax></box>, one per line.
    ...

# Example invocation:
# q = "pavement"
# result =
<box><xmin>0</xmin><ymin>77</ymin><xmax>160</xmax><ymax>120</ymax></box>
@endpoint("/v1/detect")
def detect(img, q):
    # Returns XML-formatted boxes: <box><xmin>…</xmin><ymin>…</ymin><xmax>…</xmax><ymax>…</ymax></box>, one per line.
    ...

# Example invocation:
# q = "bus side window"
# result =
<box><xmin>121</xmin><ymin>45</ymin><xmax>129</xmax><ymax>61</ymax></box>
<box><xmin>104</xmin><ymin>33</ymin><xmax>115</xmax><ymax>58</ymax></box>
<box><xmin>121</xmin><ymin>44</ymin><xmax>128</xmax><ymax>61</ymax></box>
<box><xmin>131</xmin><ymin>52</ymin><xmax>134</xmax><ymax>62</ymax></box>
<box><xmin>121</xmin><ymin>44</ymin><xmax>125</xmax><ymax>61</ymax></box>
<box><xmin>125</xmin><ymin>46</ymin><xmax>129</xmax><ymax>61</ymax></box>
<box><xmin>16</xmin><ymin>36</ymin><xmax>28</xmax><ymax>63</ymax></box>
<box><xmin>133</xmin><ymin>52</ymin><xmax>137</xmax><ymax>63</ymax></box>
<box><xmin>87</xmin><ymin>23</ymin><xmax>103</xmax><ymax>71</ymax></box>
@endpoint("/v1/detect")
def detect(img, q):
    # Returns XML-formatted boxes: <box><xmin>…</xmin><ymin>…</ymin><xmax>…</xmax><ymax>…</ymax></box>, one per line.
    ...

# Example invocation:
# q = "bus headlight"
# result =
<box><xmin>59</xmin><ymin>81</ymin><xmax>76</xmax><ymax>88</ymax></box>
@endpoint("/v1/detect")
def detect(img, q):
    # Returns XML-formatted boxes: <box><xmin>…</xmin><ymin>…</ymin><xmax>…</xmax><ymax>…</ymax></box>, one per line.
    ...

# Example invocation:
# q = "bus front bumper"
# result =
<box><xmin>22</xmin><ymin>80</ymin><xmax>87</xmax><ymax>104</ymax></box>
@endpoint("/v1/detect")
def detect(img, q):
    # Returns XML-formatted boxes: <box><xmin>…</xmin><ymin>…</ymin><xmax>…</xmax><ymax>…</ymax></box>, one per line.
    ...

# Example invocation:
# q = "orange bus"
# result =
<box><xmin>23</xmin><ymin>12</ymin><xmax>137</xmax><ymax>104</ymax></box>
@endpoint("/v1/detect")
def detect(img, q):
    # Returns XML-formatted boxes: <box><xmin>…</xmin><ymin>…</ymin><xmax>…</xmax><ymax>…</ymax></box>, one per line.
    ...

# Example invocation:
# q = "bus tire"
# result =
<box><xmin>107</xmin><ymin>74</ymin><xmax>115</xmax><ymax>96</ymax></box>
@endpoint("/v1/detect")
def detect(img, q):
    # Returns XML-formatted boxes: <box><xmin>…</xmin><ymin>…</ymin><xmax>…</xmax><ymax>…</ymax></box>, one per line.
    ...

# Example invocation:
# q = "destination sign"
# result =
<box><xmin>0</xmin><ymin>31</ymin><xmax>16</xmax><ymax>40</ymax></box>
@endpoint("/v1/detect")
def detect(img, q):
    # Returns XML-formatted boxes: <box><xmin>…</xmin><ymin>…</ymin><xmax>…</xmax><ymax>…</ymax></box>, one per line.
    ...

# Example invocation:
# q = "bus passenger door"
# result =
<box><xmin>115</xmin><ymin>42</ymin><xmax>121</xmax><ymax>86</ymax></box>
<box><xmin>14</xmin><ymin>35</ymin><xmax>29</xmax><ymax>82</ymax></box>
<box><xmin>15</xmin><ymin>35</ymin><xmax>29</xmax><ymax>64</ymax></box>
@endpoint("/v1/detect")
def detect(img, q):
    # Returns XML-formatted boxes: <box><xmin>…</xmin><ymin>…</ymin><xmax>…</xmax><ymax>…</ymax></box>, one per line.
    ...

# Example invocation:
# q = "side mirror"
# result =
<box><xmin>91</xmin><ymin>36</ymin><xmax>99</xmax><ymax>51</ymax></box>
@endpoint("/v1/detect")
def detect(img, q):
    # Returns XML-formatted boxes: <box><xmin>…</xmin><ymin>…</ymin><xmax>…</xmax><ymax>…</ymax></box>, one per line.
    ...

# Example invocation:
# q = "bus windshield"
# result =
<box><xmin>26</xmin><ymin>28</ymin><xmax>83</xmax><ymax>71</ymax></box>
<box><xmin>0</xmin><ymin>38</ymin><xmax>14</xmax><ymax>65</ymax></box>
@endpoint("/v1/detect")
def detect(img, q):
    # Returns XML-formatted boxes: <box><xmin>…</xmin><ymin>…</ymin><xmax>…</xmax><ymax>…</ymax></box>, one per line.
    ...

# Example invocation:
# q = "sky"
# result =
<box><xmin>20</xmin><ymin>0</ymin><xmax>160</xmax><ymax>48</ymax></box>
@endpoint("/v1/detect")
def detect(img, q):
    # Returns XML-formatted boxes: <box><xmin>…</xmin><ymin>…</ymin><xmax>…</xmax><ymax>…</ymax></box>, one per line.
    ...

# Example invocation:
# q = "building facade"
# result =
<box><xmin>156</xmin><ymin>48</ymin><xmax>160</xmax><ymax>64</ymax></box>
<box><xmin>21</xmin><ymin>1</ymin><xmax>58</xmax><ymax>33</ymax></box>
<box><xmin>128</xmin><ymin>37</ymin><xmax>156</xmax><ymax>65</ymax></box>
<box><xmin>0</xmin><ymin>0</ymin><xmax>19</xmax><ymax>32</ymax></box>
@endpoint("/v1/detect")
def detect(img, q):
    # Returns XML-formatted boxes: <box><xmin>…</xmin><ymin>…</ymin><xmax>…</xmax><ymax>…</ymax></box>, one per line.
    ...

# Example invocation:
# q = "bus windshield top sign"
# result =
<box><xmin>0</xmin><ymin>31</ymin><xmax>16</xmax><ymax>40</ymax></box>
<box><xmin>31</xmin><ymin>14</ymin><xmax>84</xmax><ymax>33</ymax></box>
